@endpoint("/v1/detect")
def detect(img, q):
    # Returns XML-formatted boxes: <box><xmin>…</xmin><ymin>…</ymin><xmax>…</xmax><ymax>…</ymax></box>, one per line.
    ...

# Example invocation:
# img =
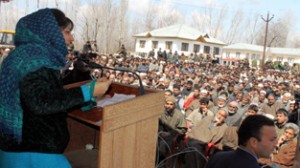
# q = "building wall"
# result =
<box><xmin>222</xmin><ymin>49</ymin><xmax>300</xmax><ymax>66</ymax></box>
<box><xmin>134</xmin><ymin>37</ymin><xmax>223</xmax><ymax>58</ymax></box>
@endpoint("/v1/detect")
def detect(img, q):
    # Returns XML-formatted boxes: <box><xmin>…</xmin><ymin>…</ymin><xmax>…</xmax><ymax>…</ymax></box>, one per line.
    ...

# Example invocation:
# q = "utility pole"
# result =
<box><xmin>261</xmin><ymin>12</ymin><xmax>274</xmax><ymax>70</ymax></box>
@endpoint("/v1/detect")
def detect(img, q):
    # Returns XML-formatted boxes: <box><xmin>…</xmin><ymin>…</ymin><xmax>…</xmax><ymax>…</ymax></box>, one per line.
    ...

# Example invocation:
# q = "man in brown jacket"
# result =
<box><xmin>158</xmin><ymin>96</ymin><xmax>187</xmax><ymax>160</ymax></box>
<box><xmin>185</xmin><ymin>109</ymin><xmax>228</xmax><ymax>168</ymax></box>
<box><xmin>260</xmin><ymin>94</ymin><xmax>284</xmax><ymax>118</ymax></box>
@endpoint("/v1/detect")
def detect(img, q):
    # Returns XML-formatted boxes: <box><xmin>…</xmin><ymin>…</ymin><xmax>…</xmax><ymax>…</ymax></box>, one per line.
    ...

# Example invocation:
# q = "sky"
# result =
<box><xmin>128</xmin><ymin>0</ymin><xmax>300</xmax><ymax>35</ymax></box>
<box><xmin>1</xmin><ymin>0</ymin><xmax>300</xmax><ymax>38</ymax></box>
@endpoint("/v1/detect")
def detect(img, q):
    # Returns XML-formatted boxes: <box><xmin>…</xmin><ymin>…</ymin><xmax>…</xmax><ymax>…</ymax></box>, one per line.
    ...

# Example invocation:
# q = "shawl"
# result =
<box><xmin>0</xmin><ymin>8</ymin><xmax>68</xmax><ymax>143</ymax></box>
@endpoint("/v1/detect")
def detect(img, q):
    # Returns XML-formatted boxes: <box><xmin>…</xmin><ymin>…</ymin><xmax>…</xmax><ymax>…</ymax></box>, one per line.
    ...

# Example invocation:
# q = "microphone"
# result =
<box><xmin>85</xmin><ymin>62</ymin><xmax>145</xmax><ymax>95</ymax></box>
<box><xmin>84</xmin><ymin>62</ymin><xmax>103</xmax><ymax>75</ymax></box>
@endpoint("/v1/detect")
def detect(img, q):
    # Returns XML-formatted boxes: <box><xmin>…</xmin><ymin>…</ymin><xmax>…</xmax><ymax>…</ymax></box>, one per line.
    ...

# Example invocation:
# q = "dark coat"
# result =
<box><xmin>205</xmin><ymin>148</ymin><xmax>260</xmax><ymax>168</ymax></box>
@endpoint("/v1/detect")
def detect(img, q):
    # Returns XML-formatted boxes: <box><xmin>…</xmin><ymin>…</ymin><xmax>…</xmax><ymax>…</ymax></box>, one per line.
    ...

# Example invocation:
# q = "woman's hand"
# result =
<box><xmin>93</xmin><ymin>78</ymin><xmax>112</xmax><ymax>97</ymax></box>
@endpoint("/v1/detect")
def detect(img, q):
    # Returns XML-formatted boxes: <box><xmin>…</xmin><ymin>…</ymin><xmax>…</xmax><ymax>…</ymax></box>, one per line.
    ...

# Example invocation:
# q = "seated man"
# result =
<box><xmin>274</xmin><ymin>108</ymin><xmax>289</xmax><ymax>137</ymax></box>
<box><xmin>224</xmin><ymin>101</ymin><xmax>239</xmax><ymax>126</ymax></box>
<box><xmin>221</xmin><ymin>104</ymin><xmax>259</xmax><ymax>151</ymax></box>
<box><xmin>184</xmin><ymin>87</ymin><xmax>201</xmax><ymax>113</ymax></box>
<box><xmin>260</xmin><ymin>123</ymin><xmax>299</xmax><ymax>168</ymax></box>
<box><xmin>158</xmin><ymin>96</ymin><xmax>187</xmax><ymax>160</ymax></box>
<box><xmin>186</xmin><ymin>98</ymin><xmax>214</xmax><ymax>130</ymax></box>
<box><xmin>184</xmin><ymin>89</ymin><xmax>213</xmax><ymax>117</ymax></box>
<box><xmin>185</xmin><ymin>109</ymin><xmax>228</xmax><ymax>168</ymax></box>
<box><xmin>209</xmin><ymin>96</ymin><xmax>227</xmax><ymax>114</ymax></box>
<box><xmin>272</xmin><ymin>123</ymin><xmax>299</xmax><ymax>167</ymax></box>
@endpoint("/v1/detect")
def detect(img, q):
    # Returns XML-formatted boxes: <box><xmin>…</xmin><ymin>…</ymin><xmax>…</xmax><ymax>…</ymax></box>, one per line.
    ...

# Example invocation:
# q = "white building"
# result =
<box><xmin>133</xmin><ymin>24</ymin><xmax>226</xmax><ymax>58</ymax></box>
<box><xmin>222</xmin><ymin>43</ymin><xmax>300</xmax><ymax>66</ymax></box>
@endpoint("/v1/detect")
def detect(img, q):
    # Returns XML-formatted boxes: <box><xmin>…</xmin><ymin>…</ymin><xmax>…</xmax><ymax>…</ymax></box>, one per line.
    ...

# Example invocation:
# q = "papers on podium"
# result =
<box><xmin>96</xmin><ymin>93</ymin><xmax>136</xmax><ymax>107</ymax></box>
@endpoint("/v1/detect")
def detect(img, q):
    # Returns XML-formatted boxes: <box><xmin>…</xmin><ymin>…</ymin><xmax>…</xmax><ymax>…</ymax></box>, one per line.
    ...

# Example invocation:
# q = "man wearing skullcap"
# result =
<box><xmin>209</xmin><ymin>95</ymin><xmax>228</xmax><ymax>114</ymax></box>
<box><xmin>158</xmin><ymin>96</ymin><xmax>187</xmax><ymax>160</ymax></box>
<box><xmin>224</xmin><ymin>101</ymin><xmax>240</xmax><ymax>126</ymax></box>
<box><xmin>251</xmin><ymin>90</ymin><xmax>267</xmax><ymax>109</ymax></box>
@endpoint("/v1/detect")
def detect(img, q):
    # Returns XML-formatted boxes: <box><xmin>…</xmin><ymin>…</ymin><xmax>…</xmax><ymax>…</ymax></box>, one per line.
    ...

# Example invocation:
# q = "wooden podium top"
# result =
<box><xmin>65</xmin><ymin>82</ymin><xmax>164</xmax><ymax>129</ymax></box>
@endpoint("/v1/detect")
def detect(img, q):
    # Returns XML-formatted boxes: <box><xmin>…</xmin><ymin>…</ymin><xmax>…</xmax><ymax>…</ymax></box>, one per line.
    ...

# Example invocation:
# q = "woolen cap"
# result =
<box><xmin>165</xmin><ymin>96</ymin><xmax>176</xmax><ymax>104</ymax></box>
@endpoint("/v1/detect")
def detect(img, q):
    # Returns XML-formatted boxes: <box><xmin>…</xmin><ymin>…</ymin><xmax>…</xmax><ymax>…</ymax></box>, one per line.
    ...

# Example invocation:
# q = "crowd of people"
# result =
<box><xmin>61</xmin><ymin>46</ymin><xmax>300</xmax><ymax>167</ymax></box>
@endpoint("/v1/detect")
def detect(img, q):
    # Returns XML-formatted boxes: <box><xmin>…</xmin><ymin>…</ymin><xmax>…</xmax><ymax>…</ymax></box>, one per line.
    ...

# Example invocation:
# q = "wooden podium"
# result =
<box><xmin>64</xmin><ymin>82</ymin><xmax>164</xmax><ymax>168</ymax></box>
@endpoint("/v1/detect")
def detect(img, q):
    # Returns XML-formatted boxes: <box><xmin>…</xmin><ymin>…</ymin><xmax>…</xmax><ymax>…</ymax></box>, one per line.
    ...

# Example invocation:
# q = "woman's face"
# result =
<box><xmin>62</xmin><ymin>24</ymin><xmax>74</xmax><ymax>46</ymax></box>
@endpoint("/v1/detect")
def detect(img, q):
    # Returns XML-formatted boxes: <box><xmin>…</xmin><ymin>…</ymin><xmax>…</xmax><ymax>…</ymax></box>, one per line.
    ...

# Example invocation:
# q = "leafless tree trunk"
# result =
<box><xmin>245</xmin><ymin>13</ymin><xmax>260</xmax><ymax>44</ymax></box>
<box><xmin>224</xmin><ymin>10</ymin><xmax>244</xmax><ymax>44</ymax></box>
<box><xmin>143</xmin><ymin>1</ymin><xmax>157</xmax><ymax>31</ymax></box>
<box><xmin>117</xmin><ymin>0</ymin><xmax>128</xmax><ymax>48</ymax></box>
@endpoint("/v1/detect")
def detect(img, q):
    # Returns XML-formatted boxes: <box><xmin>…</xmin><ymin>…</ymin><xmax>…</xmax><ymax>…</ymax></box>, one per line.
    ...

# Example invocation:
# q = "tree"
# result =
<box><xmin>256</xmin><ymin>12</ymin><xmax>293</xmax><ymax>47</ymax></box>
<box><xmin>155</xmin><ymin>0</ymin><xmax>183</xmax><ymax>28</ymax></box>
<box><xmin>117</xmin><ymin>0</ymin><xmax>129</xmax><ymax>48</ymax></box>
<box><xmin>289</xmin><ymin>35</ymin><xmax>300</xmax><ymax>48</ymax></box>
<box><xmin>224</xmin><ymin>9</ymin><xmax>245</xmax><ymax>44</ymax></box>
<box><xmin>244</xmin><ymin>13</ymin><xmax>260</xmax><ymax>44</ymax></box>
<box><xmin>143</xmin><ymin>1</ymin><xmax>158</xmax><ymax>31</ymax></box>
<box><xmin>191</xmin><ymin>3</ymin><xmax>227</xmax><ymax>39</ymax></box>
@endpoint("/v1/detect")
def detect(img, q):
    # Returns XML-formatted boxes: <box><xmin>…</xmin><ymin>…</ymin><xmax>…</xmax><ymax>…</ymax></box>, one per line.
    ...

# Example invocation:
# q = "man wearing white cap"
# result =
<box><xmin>185</xmin><ymin>89</ymin><xmax>212</xmax><ymax>117</ymax></box>
<box><xmin>256</xmin><ymin>83</ymin><xmax>264</xmax><ymax>92</ymax></box>
<box><xmin>277</xmin><ymin>92</ymin><xmax>292</xmax><ymax>111</ymax></box>
<box><xmin>209</xmin><ymin>95</ymin><xmax>227</xmax><ymax>114</ymax></box>
<box><xmin>251</xmin><ymin>90</ymin><xmax>267</xmax><ymax>109</ymax></box>
<box><xmin>224</xmin><ymin>101</ymin><xmax>240</xmax><ymax>126</ymax></box>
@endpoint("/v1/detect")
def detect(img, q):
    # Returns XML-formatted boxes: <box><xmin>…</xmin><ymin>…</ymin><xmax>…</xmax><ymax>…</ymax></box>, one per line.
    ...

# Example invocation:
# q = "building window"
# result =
<box><xmin>152</xmin><ymin>41</ymin><xmax>158</xmax><ymax>49</ymax></box>
<box><xmin>226</xmin><ymin>52</ymin><xmax>230</xmax><ymax>58</ymax></box>
<box><xmin>166</xmin><ymin>41</ymin><xmax>173</xmax><ymax>50</ymax></box>
<box><xmin>256</xmin><ymin>54</ymin><xmax>261</xmax><ymax>60</ymax></box>
<box><xmin>213</xmin><ymin>47</ymin><xmax>220</xmax><ymax>55</ymax></box>
<box><xmin>204</xmin><ymin>46</ymin><xmax>210</xmax><ymax>54</ymax></box>
<box><xmin>236</xmin><ymin>52</ymin><xmax>240</xmax><ymax>58</ymax></box>
<box><xmin>277</xmin><ymin>57</ymin><xmax>283</xmax><ymax>62</ymax></box>
<box><xmin>288</xmin><ymin>58</ymin><xmax>294</xmax><ymax>63</ymax></box>
<box><xmin>251</xmin><ymin>54</ymin><xmax>256</xmax><ymax>59</ymax></box>
<box><xmin>193</xmin><ymin>44</ymin><xmax>200</xmax><ymax>53</ymax></box>
<box><xmin>181</xmin><ymin>43</ymin><xmax>189</xmax><ymax>51</ymax></box>
<box><xmin>139</xmin><ymin>40</ymin><xmax>145</xmax><ymax>48</ymax></box>
<box><xmin>246</xmin><ymin>53</ymin><xmax>249</xmax><ymax>59</ymax></box>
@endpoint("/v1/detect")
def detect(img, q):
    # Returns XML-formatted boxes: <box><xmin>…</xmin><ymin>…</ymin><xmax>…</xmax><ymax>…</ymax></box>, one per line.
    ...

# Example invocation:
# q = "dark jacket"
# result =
<box><xmin>1</xmin><ymin>67</ymin><xmax>85</xmax><ymax>153</ymax></box>
<box><xmin>205</xmin><ymin>147</ymin><xmax>260</xmax><ymax>168</ymax></box>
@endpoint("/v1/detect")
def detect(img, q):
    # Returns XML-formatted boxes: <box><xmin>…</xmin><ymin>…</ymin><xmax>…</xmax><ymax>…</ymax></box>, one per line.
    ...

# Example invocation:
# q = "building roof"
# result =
<box><xmin>133</xmin><ymin>24</ymin><xmax>226</xmax><ymax>45</ymax></box>
<box><xmin>203</xmin><ymin>37</ymin><xmax>226</xmax><ymax>45</ymax></box>
<box><xmin>224</xmin><ymin>43</ymin><xmax>300</xmax><ymax>56</ymax></box>
<box><xmin>223</xmin><ymin>43</ymin><xmax>264</xmax><ymax>52</ymax></box>
<box><xmin>269</xmin><ymin>47</ymin><xmax>300</xmax><ymax>56</ymax></box>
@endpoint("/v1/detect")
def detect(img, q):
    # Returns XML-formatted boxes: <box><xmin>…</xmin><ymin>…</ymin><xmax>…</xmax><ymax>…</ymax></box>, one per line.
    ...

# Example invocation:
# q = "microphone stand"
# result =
<box><xmin>86</xmin><ymin>62</ymin><xmax>145</xmax><ymax>95</ymax></box>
